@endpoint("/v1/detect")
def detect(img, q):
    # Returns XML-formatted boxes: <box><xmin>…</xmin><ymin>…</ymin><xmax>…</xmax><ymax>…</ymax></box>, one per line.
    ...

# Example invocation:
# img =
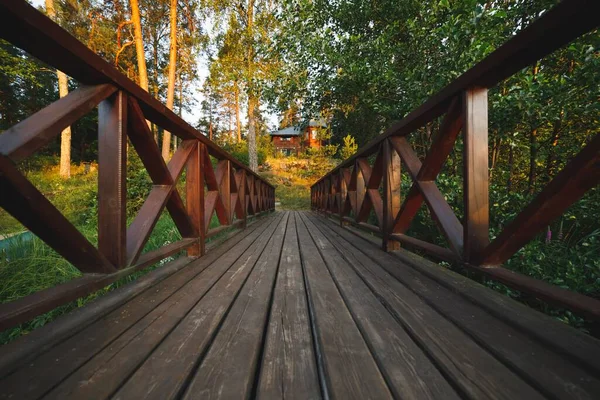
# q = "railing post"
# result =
<box><xmin>239</xmin><ymin>169</ymin><xmax>247</xmax><ymax>227</ymax></box>
<box><xmin>355</xmin><ymin>159</ymin><xmax>366</xmax><ymax>222</ymax></box>
<box><xmin>463</xmin><ymin>87</ymin><xmax>490</xmax><ymax>263</ymax></box>
<box><xmin>220</xmin><ymin>159</ymin><xmax>232</xmax><ymax>225</ymax></box>
<box><xmin>339</xmin><ymin>168</ymin><xmax>348</xmax><ymax>226</ymax></box>
<box><xmin>382</xmin><ymin>139</ymin><xmax>401</xmax><ymax>251</ymax></box>
<box><xmin>186</xmin><ymin>141</ymin><xmax>205</xmax><ymax>256</ymax></box>
<box><xmin>98</xmin><ymin>90</ymin><xmax>127</xmax><ymax>269</ymax></box>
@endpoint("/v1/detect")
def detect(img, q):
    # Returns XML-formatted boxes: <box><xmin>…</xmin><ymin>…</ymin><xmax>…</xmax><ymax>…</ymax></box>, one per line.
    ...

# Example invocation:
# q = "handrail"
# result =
<box><xmin>311</xmin><ymin>0</ymin><xmax>600</xmax><ymax>319</ymax></box>
<box><xmin>0</xmin><ymin>0</ymin><xmax>274</xmax><ymax>330</ymax></box>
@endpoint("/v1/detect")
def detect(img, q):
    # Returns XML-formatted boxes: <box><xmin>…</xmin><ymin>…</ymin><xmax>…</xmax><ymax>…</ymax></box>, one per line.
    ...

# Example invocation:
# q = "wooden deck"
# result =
<box><xmin>1</xmin><ymin>211</ymin><xmax>600</xmax><ymax>400</ymax></box>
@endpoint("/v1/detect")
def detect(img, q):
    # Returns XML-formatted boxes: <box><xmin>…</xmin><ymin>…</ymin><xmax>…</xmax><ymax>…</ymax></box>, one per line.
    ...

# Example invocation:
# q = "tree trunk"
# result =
<box><xmin>528</xmin><ymin>127</ymin><xmax>537</xmax><ymax>195</ymax></box>
<box><xmin>546</xmin><ymin>111</ymin><xmax>563</xmax><ymax>179</ymax></box>
<box><xmin>248</xmin><ymin>95</ymin><xmax>258</xmax><ymax>171</ymax></box>
<box><xmin>527</xmin><ymin>63</ymin><xmax>539</xmax><ymax>196</ymax></box>
<box><xmin>235</xmin><ymin>82</ymin><xmax>241</xmax><ymax>142</ymax></box>
<box><xmin>162</xmin><ymin>0</ymin><xmax>177</xmax><ymax>161</ymax></box>
<box><xmin>45</xmin><ymin>0</ymin><xmax>71</xmax><ymax>178</ymax></box>
<box><xmin>130</xmin><ymin>0</ymin><xmax>148</xmax><ymax>91</ymax></box>
<box><xmin>507</xmin><ymin>144</ymin><xmax>514</xmax><ymax>193</ymax></box>
<box><xmin>246</xmin><ymin>0</ymin><xmax>258</xmax><ymax>171</ymax></box>
<box><xmin>490</xmin><ymin>136</ymin><xmax>501</xmax><ymax>180</ymax></box>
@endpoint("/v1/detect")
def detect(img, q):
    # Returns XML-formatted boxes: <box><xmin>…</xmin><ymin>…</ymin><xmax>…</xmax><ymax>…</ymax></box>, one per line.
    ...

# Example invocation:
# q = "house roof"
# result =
<box><xmin>269</xmin><ymin>119</ymin><xmax>327</xmax><ymax>136</ymax></box>
<box><xmin>269</xmin><ymin>125</ymin><xmax>303</xmax><ymax>137</ymax></box>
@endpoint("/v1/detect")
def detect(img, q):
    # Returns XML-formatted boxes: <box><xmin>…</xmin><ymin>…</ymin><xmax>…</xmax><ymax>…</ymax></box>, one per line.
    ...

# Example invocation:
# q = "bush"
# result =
<box><xmin>222</xmin><ymin>140</ymin><xmax>268</xmax><ymax>167</ymax></box>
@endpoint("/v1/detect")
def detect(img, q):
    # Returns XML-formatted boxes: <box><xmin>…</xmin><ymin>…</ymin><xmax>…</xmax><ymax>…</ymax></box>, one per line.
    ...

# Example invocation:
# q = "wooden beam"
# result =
<box><xmin>126</xmin><ymin>185</ymin><xmax>172</xmax><ymax>265</ymax></box>
<box><xmin>389</xmin><ymin>137</ymin><xmax>464</xmax><ymax>255</ymax></box>
<box><xmin>418</xmin><ymin>96</ymin><xmax>463</xmax><ymax>181</ymax></box>
<box><xmin>219</xmin><ymin>160</ymin><xmax>231</xmax><ymax>225</ymax></box>
<box><xmin>98</xmin><ymin>90</ymin><xmax>127</xmax><ymax>269</ymax></box>
<box><xmin>479</xmin><ymin>132</ymin><xmax>600</xmax><ymax>266</ymax></box>
<box><xmin>393</xmin><ymin>184</ymin><xmax>423</xmax><ymax>234</ymax></box>
<box><xmin>463</xmin><ymin>87</ymin><xmax>489</xmax><ymax>262</ymax></box>
<box><xmin>0</xmin><ymin>84</ymin><xmax>117</xmax><ymax>162</ymax></box>
<box><xmin>382</xmin><ymin>139</ymin><xmax>401</xmax><ymax>251</ymax></box>
<box><xmin>127</xmin><ymin>97</ymin><xmax>172</xmax><ymax>185</ymax></box>
<box><xmin>390</xmin><ymin>234</ymin><xmax>458</xmax><ymax>263</ymax></box>
<box><xmin>0</xmin><ymin>156</ymin><xmax>115</xmax><ymax>273</ymax></box>
<box><xmin>186</xmin><ymin>142</ymin><xmax>205</xmax><ymax>256</ymax></box>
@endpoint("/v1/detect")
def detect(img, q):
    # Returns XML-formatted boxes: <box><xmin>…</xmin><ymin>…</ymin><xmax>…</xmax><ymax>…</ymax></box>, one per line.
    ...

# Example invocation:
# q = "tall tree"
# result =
<box><xmin>130</xmin><ymin>0</ymin><xmax>149</xmax><ymax>92</ymax></box>
<box><xmin>162</xmin><ymin>0</ymin><xmax>178</xmax><ymax>160</ymax></box>
<box><xmin>45</xmin><ymin>0</ymin><xmax>71</xmax><ymax>178</ymax></box>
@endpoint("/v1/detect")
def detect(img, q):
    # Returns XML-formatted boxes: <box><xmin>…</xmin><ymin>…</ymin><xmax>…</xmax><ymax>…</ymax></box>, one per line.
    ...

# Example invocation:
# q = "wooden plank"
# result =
<box><xmin>386</xmin><ymin>242</ymin><xmax>600</xmax><ymax>377</ymax></box>
<box><xmin>98</xmin><ymin>90</ymin><xmax>128</xmax><ymax>268</ymax></box>
<box><xmin>310</xmin><ymin>0</ymin><xmax>600</xmax><ymax>185</ymax></box>
<box><xmin>382</xmin><ymin>139</ymin><xmax>401</xmax><ymax>250</ymax></box>
<box><xmin>186</xmin><ymin>142</ymin><xmax>204</xmax><ymax>256</ymax></box>
<box><xmin>127</xmin><ymin>97</ymin><xmax>172</xmax><ymax>185</ymax></box>
<box><xmin>218</xmin><ymin>160</ymin><xmax>232</xmax><ymax>225</ymax></box>
<box><xmin>390</xmin><ymin>233</ymin><xmax>458</xmax><ymax>262</ymax></box>
<box><xmin>392</xmin><ymin>184</ymin><xmax>423</xmax><ymax>234</ymax></box>
<box><xmin>48</xmin><ymin>216</ymin><xmax>284</xmax><ymax>400</ymax></box>
<box><xmin>479</xmin><ymin>132</ymin><xmax>600</xmax><ymax>267</ymax></box>
<box><xmin>463</xmin><ymin>87</ymin><xmax>489</xmax><ymax>262</ymax></box>
<box><xmin>0</xmin><ymin>1</ymin><xmax>275</xmax><ymax>188</ymax></box>
<box><xmin>257</xmin><ymin>213</ymin><xmax>321</xmax><ymax>399</ymax></box>
<box><xmin>126</xmin><ymin>185</ymin><xmax>172</xmax><ymax>266</ymax></box>
<box><xmin>0</xmin><ymin>84</ymin><xmax>117</xmax><ymax>162</ymax></box>
<box><xmin>389</xmin><ymin>137</ymin><xmax>464</xmax><ymax>254</ymax></box>
<box><xmin>300</xmin><ymin>213</ymin><xmax>458</xmax><ymax>399</ymax></box>
<box><xmin>182</xmin><ymin>213</ymin><xmax>289</xmax><ymax>399</ymax></box>
<box><xmin>237</xmin><ymin>169</ymin><xmax>246</xmax><ymax>225</ymax></box>
<box><xmin>0</xmin><ymin>256</ymin><xmax>193</xmax><ymax>378</ymax></box>
<box><xmin>0</xmin><ymin>215</ymin><xmax>278</xmax><ymax>400</ymax></box>
<box><xmin>310</xmin><ymin>215</ymin><xmax>544</xmax><ymax>400</ymax></box>
<box><xmin>206</xmin><ymin>219</ymin><xmax>244</xmax><ymax>239</ymax></box>
<box><xmin>167</xmin><ymin>140</ymin><xmax>195</xmax><ymax>182</ymax></box>
<box><xmin>0</xmin><ymin>156</ymin><xmax>115</xmax><ymax>274</ymax></box>
<box><xmin>111</xmin><ymin>213</ymin><xmax>285</xmax><ymax>400</ymax></box>
<box><xmin>418</xmin><ymin>96</ymin><xmax>463</xmax><ymax>181</ymax></box>
<box><xmin>314</xmin><ymin>215</ymin><xmax>600</xmax><ymax>400</ymax></box>
<box><xmin>166</xmin><ymin>190</ymin><xmax>197</xmax><ymax>238</ymax></box>
<box><xmin>296</xmin><ymin>213</ymin><xmax>392</xmax><ymax>399</ymax></box>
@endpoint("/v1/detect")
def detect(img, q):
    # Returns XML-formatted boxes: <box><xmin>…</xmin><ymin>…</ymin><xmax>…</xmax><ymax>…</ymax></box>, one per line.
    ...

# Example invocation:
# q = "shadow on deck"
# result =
<box><xmin>1</xmin><ymin>211</ymin><xmax>599</xmax><ymax>399</ymax></box>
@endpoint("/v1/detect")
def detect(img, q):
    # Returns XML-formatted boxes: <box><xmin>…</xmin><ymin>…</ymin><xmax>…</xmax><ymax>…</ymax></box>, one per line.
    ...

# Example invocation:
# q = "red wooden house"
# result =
<box><xmin>269</xmin><ymin>119</ymin><xmax>327</xmax><ymax>156</ymax></box>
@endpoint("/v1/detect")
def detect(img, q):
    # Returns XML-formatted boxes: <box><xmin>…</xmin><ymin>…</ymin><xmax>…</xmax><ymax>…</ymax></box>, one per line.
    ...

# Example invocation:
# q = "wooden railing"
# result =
<box><xmin>311</xmin><ymin>0</ymin><xmax>600</xmax><ymax>319</ymax></box>
<box><xmin>0</xmin><ymin>1</ymin><xmax>274</xmax><ymax>330</ymax></box>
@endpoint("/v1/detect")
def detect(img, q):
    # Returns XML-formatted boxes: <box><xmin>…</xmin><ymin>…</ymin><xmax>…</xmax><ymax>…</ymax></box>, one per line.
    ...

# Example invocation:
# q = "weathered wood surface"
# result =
<box><xmin>1</xmin><ymin>211</ymin><xmax>599</xmax><ymax>400</ymax></box>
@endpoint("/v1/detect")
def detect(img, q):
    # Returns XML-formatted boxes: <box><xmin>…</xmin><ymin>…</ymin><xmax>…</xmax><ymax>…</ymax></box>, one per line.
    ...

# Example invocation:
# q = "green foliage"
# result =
<box><xmin>339</xmin><ymin>134</ymin><xmax>358</xmax><ymax>160</ymax></box>
<box><xmin>221</xmin><ymin>139</ymin><xmax>268</xmax><ymax>167</ymax></box>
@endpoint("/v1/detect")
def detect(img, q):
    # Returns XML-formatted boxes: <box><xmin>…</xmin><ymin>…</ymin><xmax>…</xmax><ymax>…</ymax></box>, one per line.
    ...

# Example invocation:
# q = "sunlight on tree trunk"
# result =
<box><xmin>235</xmin><ymin>81</ymin><xmax>241</xmax><ymax>142</ymax></box>
<box><xmin>248</xmin><ymin>96</ymin><xmax>258</xmax><ymax>171</ymax></box>
<box><xmin>130</xmin><ymin>0</ymin><xmax>148</xmax><ymax>92</ymax></box>
<box><xmin>45</xmin><ymin>0</ymin><xmax>71</xmax><ymax>179</ymax></box>
<box><xmin>162</xmin><ymin>0</ymin><xmax>177</xmax><ymax>161</ymax></box>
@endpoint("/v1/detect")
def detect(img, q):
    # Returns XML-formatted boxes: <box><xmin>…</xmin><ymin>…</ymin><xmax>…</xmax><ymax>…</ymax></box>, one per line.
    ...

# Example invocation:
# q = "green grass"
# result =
<box><xmin>276</xmin><ymin>184</ymin><xmax>311</xmax><ymax>210</ymax></box>
<box><xmin>0</xmin><ymin>213</ymin><xmax>184</xmax><ymax>345</ymax></box>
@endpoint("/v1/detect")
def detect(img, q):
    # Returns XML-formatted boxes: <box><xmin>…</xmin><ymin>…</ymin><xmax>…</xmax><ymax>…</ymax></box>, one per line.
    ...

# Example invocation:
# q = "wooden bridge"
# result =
<box><xmin>0</xmin><ymin>1</ymin><xmax>599</xmax><ymax>399</ymax></box>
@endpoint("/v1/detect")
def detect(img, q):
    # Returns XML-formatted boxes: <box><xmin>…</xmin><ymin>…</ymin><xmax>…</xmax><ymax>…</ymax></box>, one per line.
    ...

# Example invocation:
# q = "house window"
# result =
<box><xmin>311</xmin><ymin>130</ymin><xmax>317</xmax><ymax>139</ymax></box>
<box><xmin>281</xmin><ymin>137</ymin><xmax>291</xmax><ymax>141</ymax></box>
